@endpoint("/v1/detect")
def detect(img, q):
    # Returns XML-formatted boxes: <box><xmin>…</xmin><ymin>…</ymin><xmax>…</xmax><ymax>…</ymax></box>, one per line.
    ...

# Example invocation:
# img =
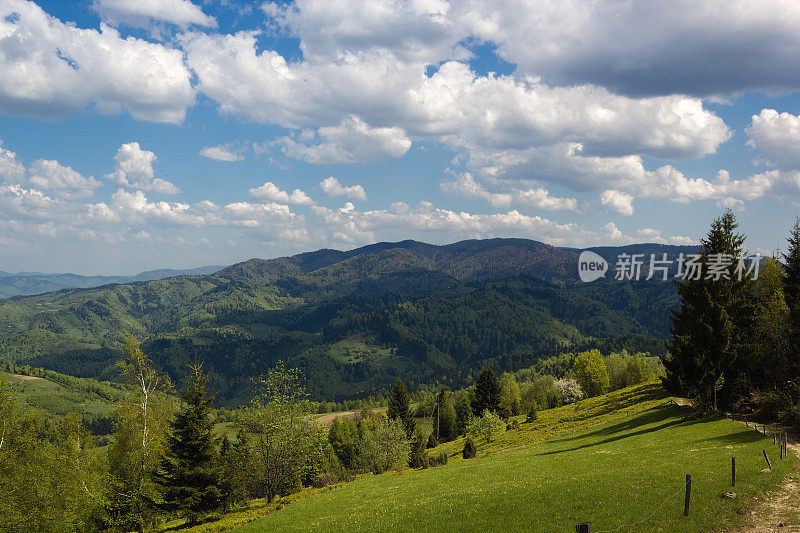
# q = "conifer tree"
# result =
<box><xmin>663</xmin><ymin>210</ymin><xmax>756</xmax><ymax>410</ymax></box>
<box><xmin>157</xmin><ymin>365</ymin><xmax>222</xmax><ymax>523</ymax></box>
<box><xmin>473</xmin><ymin>367</ymin><xmax>501</xmax><ymax>416</ymax></box>
<box><xmin>454</xmin><ymin>391</ymin><xmax>472</xmax><ymax>436</ymax></box>
<box><xmin>784</xmin><ymin>216</ymin><xmax>800</xmax><ymax>378</ymax></box>
<box><xmin>431</xmin><ymin>388</ymin><xmax>457</xmax><ymax>442</ymax></box>
<box><xmin>387</xmin><ymin>379</ymin><xmax>415</xmax><ymax>436</ymax></box>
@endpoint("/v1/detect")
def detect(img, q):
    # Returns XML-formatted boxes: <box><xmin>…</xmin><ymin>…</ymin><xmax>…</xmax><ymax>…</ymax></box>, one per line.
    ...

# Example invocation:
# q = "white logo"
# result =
<box><xmin>578</xmin><ymin>251</ymin><xmax>609</xmax><ymax>282</ymax></box>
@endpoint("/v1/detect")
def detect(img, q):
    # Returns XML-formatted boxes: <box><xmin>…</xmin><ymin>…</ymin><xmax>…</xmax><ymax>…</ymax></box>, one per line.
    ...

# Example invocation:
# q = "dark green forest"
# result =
<box><xmin>0</xmin><ymin>238</ymin><xmax>688</xmax><ymax>405</ymax></box>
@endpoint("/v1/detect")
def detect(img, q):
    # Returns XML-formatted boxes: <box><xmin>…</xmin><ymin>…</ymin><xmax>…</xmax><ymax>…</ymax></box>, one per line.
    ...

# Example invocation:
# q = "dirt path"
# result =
<box><xmin>736</xmin><ymin>426</ymin><xmax>800</xmax><ymax>532</ymax></box>
<box><xmin>315</xmin><ymin>408</ymin><xmax>386</xmax><ymax>427</ymax></box>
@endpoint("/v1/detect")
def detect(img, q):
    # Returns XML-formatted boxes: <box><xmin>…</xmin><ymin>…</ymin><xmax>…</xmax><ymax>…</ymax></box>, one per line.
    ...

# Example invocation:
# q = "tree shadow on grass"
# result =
<box><xmin>700</xmin><ymin>428</ymin><xmax>764</xmax><ymax>445</ymax></box>
<box><xmin>534</xmin><ymin>405</ymin><xmax>705</xmax><ymax>456</ymax></box>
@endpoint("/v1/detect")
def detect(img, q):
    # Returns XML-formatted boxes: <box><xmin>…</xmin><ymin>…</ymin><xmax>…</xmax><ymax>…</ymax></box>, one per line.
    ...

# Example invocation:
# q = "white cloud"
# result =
<box><xmin>276</xmin><ymin>116</ymin><xmax>412</xmax><ymax>164</ymax></box>
<box><xmin>27</xmin><ymin>159</ymin><xmax>102</xmax><ymax>199</ymax></box>
<box><xmin>636</xmin><ymin>227</ymin><xmax>667</xmax><ymax>244</ymax></box>
<box><xmin>440</xmin><ymin>173</ymin><xmax>512</xmax><ymax>207</ymax></box>
<box><xmin>0</xmin><ymin>0</ymin><xmax>195</xmax><ymax>123</ymax></box>
<box><xmin>319</xmin><ymin>177</ymin><xmax>367</xmax><ymax>201</ymax></box>
<box><xmin>441</xmin><ymin>172</ymin><xmax>576</xmax><ymax>210</ymax></box>
<box><xmin>670</xmin><ymin>235</ymin><xmax>698</xmax><ymax>245</ymax></box>
<box><xmin>105</xmin><ymin>142</ymin><xmax>180</xmax><ymax>194</ymax></box>
<box><xmin>746</xmin><ymin>109</ymin><xmax>800</xmax><ymax>170</ymax></box>
<box><xmin>93</xmin><ymin>0</ymin><xmax>216</xmax><ymax>30</ymax></box>
<box><xmin>0</xmin><ymin>140</ymin><xmax>25</xmax><ymax>182</ymax></box>
<box><xmin>516</xmin><ymin>188</ymin><xmax>577</xmax><ymax>211</ymax></box>
<box><xmin>600</xmin><ymin>190</ymin><xmax>634</xmax><ymax>216</ymax></box>
<box><xmin>249</xmin><ymin>181</ymin><xmax>314</xmax><ymax>205</ymax></box>
<box><xmin>199</xmin><ymin>145</ymin><xmax>244</xmax><ymax>162</ymax></box>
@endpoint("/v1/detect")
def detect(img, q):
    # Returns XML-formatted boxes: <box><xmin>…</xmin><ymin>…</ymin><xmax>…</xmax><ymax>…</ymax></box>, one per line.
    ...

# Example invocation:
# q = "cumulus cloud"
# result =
<box><xmin>105</xmin><ymin>142</ymin><xmax>180</xmax><ymax>194</ymax></box>
<box><xmin>441</xmin><ymin>172</ymin><xmax>576</xmax><ymax>210</ymax></box>
<box><xmin>0</xmin><ymin>141</ymin><xmax>25</xmax><ymax>182</ymax></box>
<box><xmin>249</xmin><ymin>181</ymin><xmax>314</xmax><ymax>205</ymax></box>
<box><xmin>27</xmin><ymin>159</ymin><xmax>102</xmax><ymax>198</ymax></box>
<box><xmin>93</xmin><ymin>0</ymin><xmax>216</xmax><ymax>30</ymax></box>
<box><xmin>199</xmin><ymin>145</ymin><xmax>244</xmax><ymax>162</ymax></box>
<box><xmin>746</xmin><ymin>109</ymin><xmax>800</xmax><ymax>170</ymax></box>
<box><xmin>319</xmin><ymin>177</ymin><xmax>367</xmax><ymax>201</ymax></box>
<box><xmin>600</xmin><ymin>190</ymin><xmax>634</xmax><ymax>216</ymax></box>
<box><xmin>0</xmin><ymin>0</ymin><xmax>195</xmax><ymax>123</ymax></box>
<box><xmin>276</xmin><ymin>116</ymin><xmax>412</xmax><ymax>164</ymax></box>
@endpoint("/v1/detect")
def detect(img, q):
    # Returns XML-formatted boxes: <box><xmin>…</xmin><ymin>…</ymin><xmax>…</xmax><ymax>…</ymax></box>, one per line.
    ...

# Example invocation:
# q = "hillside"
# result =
<box><xmin>0</xmin><ymin>238</ymin><xmax>695</xmax><ymax>404</ymax></box>
<box><xmin>156</xmin><ymin>383</ymin><xmax>797</xmax><ymax>532</ymax></box>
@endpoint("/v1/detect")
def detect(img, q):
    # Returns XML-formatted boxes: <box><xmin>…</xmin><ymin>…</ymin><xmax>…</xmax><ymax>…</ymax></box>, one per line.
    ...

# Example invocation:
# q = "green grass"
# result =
<box><xmin>1</xmin><ymin>371</ymin><xmax>117</xmax><ymax>417</ymax></box>
<box><xmin>233</xmin><ymin>383</ymin><xmax>796</xmax><ymax>532</ymax></box>
<box><xmin>326</xmin><ymin>335</ymin><xmax>405</xmax><ymax>369</ymax></box>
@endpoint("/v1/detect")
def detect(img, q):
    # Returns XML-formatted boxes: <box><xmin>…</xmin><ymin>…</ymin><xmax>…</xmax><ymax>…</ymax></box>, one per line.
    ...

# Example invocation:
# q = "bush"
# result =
<box><xmin>462</xmin><ymin>436</ymin><xmax>477</xmax><ymax>459</ymax></box>
<box><xmin>430</xmin><ymin>452</ymin><xmax>448</xmax><ymax>466</ymax></box>
<box><xmin>554</xmin><ymin>378</ymin><xmax>583</xmax><ymax>405</ymax></box>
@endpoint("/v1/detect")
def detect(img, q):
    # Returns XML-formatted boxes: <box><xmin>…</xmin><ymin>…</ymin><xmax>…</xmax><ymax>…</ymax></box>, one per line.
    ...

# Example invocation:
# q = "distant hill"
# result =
<box><xmin>0</xmin><ymin>238</ymin><xmax>696</xmax><ymax>405</ymax></box>
<box><xmin>0</xmin><ymin>265</ymin><xmax>225</xmax><ymax>299</ymax></box>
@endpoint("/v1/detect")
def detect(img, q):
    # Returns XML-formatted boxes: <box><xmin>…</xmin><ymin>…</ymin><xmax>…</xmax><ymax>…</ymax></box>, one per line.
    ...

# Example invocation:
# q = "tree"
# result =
<box><xmin>454</xmin><ymin>391</ymin><xmax>472</xmax><ymax>436</ymax></box>
<box><xmin>219</xmin><ymin>433</ymin><xmax>250</xmax><ymax>510</ymax></box>
<box><xmin>784</xmin><ymin>216</ymin><xmax>800</xmax><ymax>341</ymax></box>
<box><xmin>431</xmin><ymin>388</ymin><xmax>457</xmax><ymax>442</ymax></box>
<box><xmin>663</xmin><ymin>210</ymin><xmax>756</xmax><ymax>410</ymax></box>
<box><xmin>408</xmin><ymin>428</ymin><xmax>429</xmax><ymax>469</ymax></box>
<box><xmin>356</xmin><ymin>415</ymin><xmax>410</xmax><ymax>474</ymax></box>
<box><xmin>328</xmin><ymin>417</ymin><xmax>358</xmax><ymax>470</ymax></box>
<box><xmin>526</xmin><ymin>401</ymin><xmax>538</xmax><ymax>422</ymax></box>
<box><xmin>572</xmin><ymin>349</ymin><xmax>609</xmax><ymax>397</ymax></box>
<box><xmin>108</xmin><ymin>335</ymin><xmax>173</xmax><ymax>533</ymax></box>
<box><xmin>156</xmin><ymin>365</ymin><xmax>222</xmax><ymax>523</ymax></box>
<box><xmin>469</xmin><ymin>409</ymin><xmax>505</xmax><ymax>443</ymax></box>
<box><xmin>752</xmin><ymin>258</ymin><xmax>791</xmax><ymax>388</ymax></box>
<box><xmin>553</xmin><ymin>378</ymin><xmax>583</xmax><ymax>405</ymax></box>
<box><xmin>499</xmin><ymin>372</ymin><xmax>522</xmax><ymax>417</ymax></box>
<box><xmin>473</xmin><ymin>367</ymin><xmax>500</xmax><ymax>416</ymax></box>
<box><xmin>387</xmin><ymin>379</ymin><xmax>415</xmax><ymax>436</ymax></box>
<box><xmin>625</xmin><ymin>354</ymin><xmax>652</xmax><ymax>386</ymax></box>
<box><xmin>238</xmin><ymin>361</ymin><xmax>321</xmax><ymax>503</ymax></box>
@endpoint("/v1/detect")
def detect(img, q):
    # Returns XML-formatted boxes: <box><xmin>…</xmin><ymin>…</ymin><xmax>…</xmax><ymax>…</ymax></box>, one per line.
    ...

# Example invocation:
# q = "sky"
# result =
<box><xmin>2</xmin><ymin>0</ymin><xmax>800</xmax><ymax>274</ymax></box>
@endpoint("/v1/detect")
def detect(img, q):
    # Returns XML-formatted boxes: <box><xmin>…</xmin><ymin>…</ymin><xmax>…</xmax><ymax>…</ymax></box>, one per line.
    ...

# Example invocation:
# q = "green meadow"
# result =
<box><xmin>230</xmin><ymin>383</ymin><xmax>795</xmax><ymax>533</ymax></box>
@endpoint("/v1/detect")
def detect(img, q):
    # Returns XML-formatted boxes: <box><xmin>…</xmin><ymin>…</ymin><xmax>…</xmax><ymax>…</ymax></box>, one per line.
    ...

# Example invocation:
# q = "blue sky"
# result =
<box><xmin>1</xmin><ymin>0</ymin><xmax>800</xmax><ymax>274</ymax></box>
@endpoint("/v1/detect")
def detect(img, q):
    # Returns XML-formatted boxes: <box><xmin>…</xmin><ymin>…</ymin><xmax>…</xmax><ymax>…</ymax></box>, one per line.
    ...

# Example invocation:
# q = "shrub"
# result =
<box><xmin>462</xmin><ymin>436</ymin><xmax>477</xmax><ymax>459</ymax></box>
<box><xmin>469</xmin><ymin>409</ymin><xmax>506</xmax><ymax>443</ymax></box>
<box><xmin>572</xmin><ymin>349</ymin><xmax>609</xmax><ymax>397</ymax></box>
<box><xmin>430</xmin><ymin>452</ymin><xmax>448</xmax><ymax>466</ymax></box>
<box><xmin>554</xmin><ymin>378</ymin><xmax>583</xmax><ymax>405</ymax></box>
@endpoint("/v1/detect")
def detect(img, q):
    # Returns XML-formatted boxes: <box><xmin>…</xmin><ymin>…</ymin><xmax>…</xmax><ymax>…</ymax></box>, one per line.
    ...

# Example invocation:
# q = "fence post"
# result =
<box><xmin>684</xmin><ymin>474</ymin><xmax>692</xmax><ymax>517</ymax></box>
<box><xmin>731</xmin><ymin>457</ymin><xmax>735</xmax><ymax>487</ymax></box>
<box><xmin>575</xmin><ymin>522</ymin><xmax>591</xmax><ymax>533</ymax></box>
<box><xmin>763</xmin><ymin>450</ymin><xmax>772</xmax><ymax>470</ymax></box>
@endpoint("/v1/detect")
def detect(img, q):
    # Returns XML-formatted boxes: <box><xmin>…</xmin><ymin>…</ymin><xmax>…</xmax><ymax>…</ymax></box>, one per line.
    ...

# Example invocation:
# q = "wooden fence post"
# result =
<box><xmin>684</xmin><ymin>474</ymin><xmax>692</xmax><ymax>517</ymax></box>
<box><xmin>763</xmin><ymin>450</ymin><xmax>772</xmax><ymax>470</ymax></box>
<box><xmin>575</xmin><ymin>522</ymin><xmax>591</xmax><ymax>533</ymax></box>
<box><xmin>731</xmin><ymin>457</ymin><xmax>735</xmax><ymax>487</ymax></box>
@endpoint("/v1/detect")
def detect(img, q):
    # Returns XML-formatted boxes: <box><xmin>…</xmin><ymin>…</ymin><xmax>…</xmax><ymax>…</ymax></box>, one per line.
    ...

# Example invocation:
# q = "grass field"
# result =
<box><xmin>1</xmin><ymin>371</ymin><xmax>117</xmax><ymax>417</ymax></box>
<box><xmin>232</xmin><ymin>384</ymin><xmax>796</xmax><ymax>532</ymax></box>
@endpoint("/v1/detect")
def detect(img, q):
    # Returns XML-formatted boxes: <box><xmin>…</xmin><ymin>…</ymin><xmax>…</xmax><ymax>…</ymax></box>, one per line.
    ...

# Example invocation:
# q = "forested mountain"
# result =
<box><xmin>0</xmin><ymin>265</ymin><xmax>225</xmax><ymax>298</ymax></box>
<box><xmin>0</xmin><ymin>238</ymin><xmax>695</xmax><ymax>404</ymax></box>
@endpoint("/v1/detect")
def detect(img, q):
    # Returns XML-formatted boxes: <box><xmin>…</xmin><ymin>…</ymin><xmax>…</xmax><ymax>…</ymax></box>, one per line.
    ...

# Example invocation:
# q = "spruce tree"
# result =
<box><xmin>387</xmin><ymin>379</ymin><xmax>415</xmax><ymax>436</ymax></box>
<box><xmin>431</xmin><ymin>388</ymin><xmax>457</xmax><ymax>442</ymax></box>
<box><xmin>663</xmin><ymin>210</ymin><xmax>756</xmax><ymax>410</ymax></box>
<box><xmin>784</xmin><ymin>216</ymin><xmax>800</xmax><ymax>378</ymax></box>
<box><xmin>157</xmin><ymin>365</ymin><xmax>222</xmax><ymax>523</ymax></box>
<box><xmin>473</xmin><ymin>367</ymin><xmax>501</xmax><ymax>416</ymax></box>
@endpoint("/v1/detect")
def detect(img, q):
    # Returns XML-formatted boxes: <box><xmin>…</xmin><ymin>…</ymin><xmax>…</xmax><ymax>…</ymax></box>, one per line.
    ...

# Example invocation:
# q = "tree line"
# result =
<box><xmin>664</xmin><ymin>210</ymin><xmax>800</xmax><ymax>425</ymax></box>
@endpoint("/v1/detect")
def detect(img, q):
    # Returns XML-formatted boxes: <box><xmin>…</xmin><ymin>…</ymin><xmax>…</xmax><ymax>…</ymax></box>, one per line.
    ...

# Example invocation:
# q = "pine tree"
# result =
<box><xmin>663</xmin><ymin>210</ymin><xmax>756</xmax><ymax>410</ymax></box>
<box><xmin>387</xmin><ymin>379</ymin><xmax>415</xmax><ymax>436</ymax></box>
<box><xmin>431</xmin><ymin>388</ymin><xmax>457</xmax><ymax>442</ymax></box>
<box><xmin>473</xmin><ymin>367</ymin><xmax>501</xmax><ymax>416</ymax></box>
<box><xmin>454</xmin><ymin>391</ymin><xmax>472</xmax><ymax>436</ymax></box>
<box><xmin>157</xmin><ymin>365</ymin><xmax>222</xmax><ymax>523</ymax></box>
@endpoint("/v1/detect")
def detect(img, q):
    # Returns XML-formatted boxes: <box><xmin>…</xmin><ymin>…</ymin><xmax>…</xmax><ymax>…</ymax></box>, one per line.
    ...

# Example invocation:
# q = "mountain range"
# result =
<box><xmin>0</xmin><ymin>238</ymin><xmax>696</xmax><ymax>405</ymax></box>
<box><xmin>0</xmin><ymin>265</ymin><xmax>225</xmax><ymax>299</ymax></box>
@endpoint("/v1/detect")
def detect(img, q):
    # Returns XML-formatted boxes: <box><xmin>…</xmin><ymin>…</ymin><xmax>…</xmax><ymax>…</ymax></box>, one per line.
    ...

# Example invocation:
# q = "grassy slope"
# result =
<box><xmin>1</xmin><ymin>371</ymin><xmax>119</xmax><ymax>416</ymax></box>
<box><xmin>230</xmin><ymin>383</ymin><xmax>796</xmax><ymax>533</ymax></box>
